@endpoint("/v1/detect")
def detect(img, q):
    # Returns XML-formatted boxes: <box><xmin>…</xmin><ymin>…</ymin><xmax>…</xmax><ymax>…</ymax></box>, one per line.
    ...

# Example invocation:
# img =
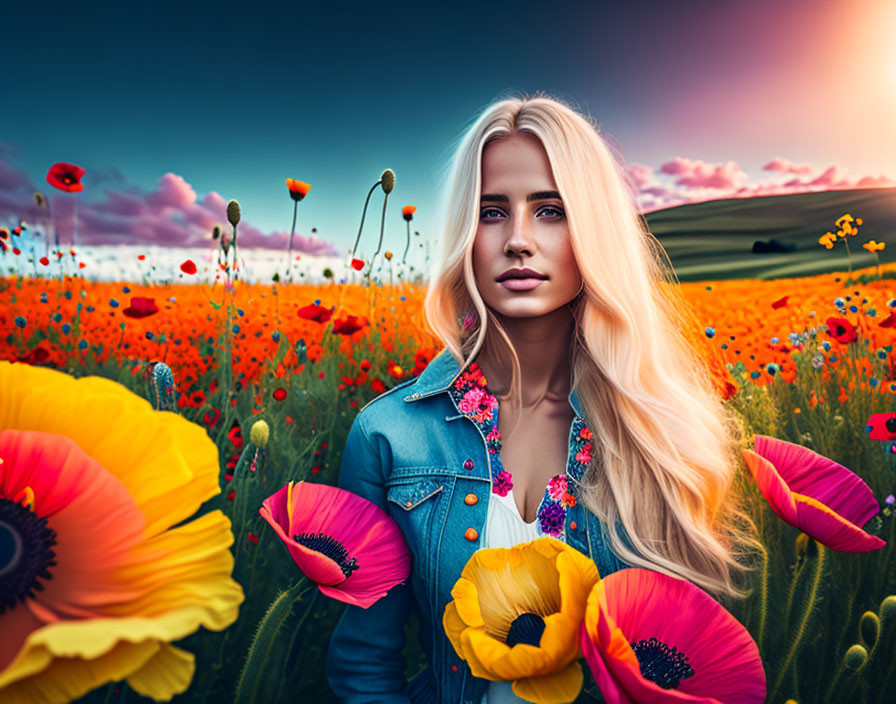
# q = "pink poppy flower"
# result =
<box><xmin>580</xmin><ymin>568</ymin><xmax>766</xmax><ymax>703</ymax></box>
<box><xmin>741</xmin><ymin>435</ymin><xmax>886</xmax><ymax>552</ymax></box>
<box><xmin>259</xmin><ymin>481</ymin><xmax>411</xmax><ymax>608</ymax></box>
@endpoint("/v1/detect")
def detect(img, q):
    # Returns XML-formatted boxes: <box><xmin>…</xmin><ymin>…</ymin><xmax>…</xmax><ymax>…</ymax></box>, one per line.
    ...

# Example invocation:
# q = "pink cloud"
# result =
<box><xmin>0</xmin><ymin>158</ymin><xmax>340</xmax><ymax>255</ymax></box>
<box><xmin>762</xmin><ymin>157</ymin><xmax>814</xmax><ymax>175</ymax></box>
<box><xmin>637</xmin><ymin>155</ymin><xmax>896</xmax><ymax>213</ymax></box>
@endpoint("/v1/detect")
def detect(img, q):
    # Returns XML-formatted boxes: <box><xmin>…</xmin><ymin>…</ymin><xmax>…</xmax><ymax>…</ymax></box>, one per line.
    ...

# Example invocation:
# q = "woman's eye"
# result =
<box><xmin>479</xmin><ymin>206</ymin><xmax>564</xmax><ymax>220</ymax></box>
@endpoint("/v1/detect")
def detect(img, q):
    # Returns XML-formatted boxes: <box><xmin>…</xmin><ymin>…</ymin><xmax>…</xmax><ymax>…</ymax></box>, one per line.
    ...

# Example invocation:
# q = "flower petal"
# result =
<box><xmin>451</xmin><ymin>577</ymin><xmax>484</xmax><ymax>628</ymax></box>
<box><xmin>753</xmin><ymin>434</ymin><xmax>879</xmax><ymax>527</ymax></box>
<box><xmin>512</xmin><ymin>661</ymin><xmax>583</xmax><ymax>704</ymax></box>
<box><xmin>126</xmin><ymin>642</ymin><xmax>195</xmax><ymax>700</ymax></box>
<box><xmin>793</xmin><ymin>493</ymin><xmax>885</xmax><ymax>552</ymax></box>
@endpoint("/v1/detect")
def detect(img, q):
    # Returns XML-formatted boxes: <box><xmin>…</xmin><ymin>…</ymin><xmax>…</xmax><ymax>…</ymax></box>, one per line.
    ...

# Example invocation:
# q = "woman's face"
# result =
<box><xmin>472</xmin><ymin>132</ymin><xmax>583</xmax><ymax>319</ymax></box>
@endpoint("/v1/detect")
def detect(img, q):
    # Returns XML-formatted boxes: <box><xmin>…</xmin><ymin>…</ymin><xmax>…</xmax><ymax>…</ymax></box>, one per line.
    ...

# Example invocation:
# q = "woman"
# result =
<box><xmin>326</xmin><ymin>93</ymin><xmax>759</xmax><ymax>703</ymax></box>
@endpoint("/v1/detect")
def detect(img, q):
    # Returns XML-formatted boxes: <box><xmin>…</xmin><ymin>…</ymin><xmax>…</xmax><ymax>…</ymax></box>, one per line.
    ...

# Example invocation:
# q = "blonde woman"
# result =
<box><xmin>326</xmin><ymin>92</ymin><xmax>759</xmax><ymax>703</ymax></box>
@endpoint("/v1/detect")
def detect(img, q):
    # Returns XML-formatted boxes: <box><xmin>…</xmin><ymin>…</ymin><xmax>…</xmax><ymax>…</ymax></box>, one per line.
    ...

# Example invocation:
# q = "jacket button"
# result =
<box><xmin>464</xmin><ymin>528</ymin><xmax>479</xmax><ymax>541</ymax></box>
<box><xmin>464</xmin><ymin>493</ymin><xmax>478</xmax><ymax>505</ymax></box>
<box><xmin>406</xmin><ymin>500</ymin><xmax>413</xmax><ymax>507</ymax></box>
<box><xmin>570</xmin><ymin>521</ymin><xmax>577</xmax><ymax>530</ymax></box>
<box><xmin>463</xmin><ymin>459</ymin><xmax>474</xmax><ymax>470</ymax></box>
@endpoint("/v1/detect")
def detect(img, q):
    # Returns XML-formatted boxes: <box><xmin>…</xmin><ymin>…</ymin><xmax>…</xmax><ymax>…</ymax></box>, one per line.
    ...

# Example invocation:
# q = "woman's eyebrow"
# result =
<box><xmin>480</xmin><ymin>190</ymin><xmax>562</xmax><ymax>203</ymax></box>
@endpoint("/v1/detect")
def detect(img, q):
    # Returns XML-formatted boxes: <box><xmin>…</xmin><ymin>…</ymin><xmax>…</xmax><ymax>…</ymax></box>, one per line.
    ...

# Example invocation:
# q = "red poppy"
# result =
<box><xmin>771</xmin><ymin>295</ymin><xmax>790</xmax><ymax>309</ymax></box>
<box><xmin>333</xmin><ymin>315</ymin><xmax>366</xmax><ymax>336</ymax></box>
<box><xmin>15</xmin><ymin>344</ymin><xmax>53</xmax><ymax>366</ymax></box>
<box><xmin>273</xmin><ymin>388</ymin><xmax>287</xmax><ymax>401</ymax></box>
<box><xmin>46</xmin><ymin>162</ymin><xmax>86</xmax><ymax>193</ymax></box>
<box><xmin>190</xmin><ymin>390</ymin><xmax>206</xmax><ymax>406</ymax></box>
<box><xmin>350</xmin><ymin>258</ymin><xmax>365</xmax><ymax>271</ymax></box>
<box><xmin>121</xmin><ymin>297</ymin><xmax>159</xmax><ymax>319</ymax></box>
<box><xmin>39</xmin><ymin>256</ymin><xmax>49</xmax><ymax>266</ymax></box>
<box><xmin>0</xmin><ymin>228</ymin><xmax>8</xmax><ymax>239</ymax></box>
<box><xmin>825</xmin><ymin>316</ymin><xmax>857</xmax><ymax>344</ymax></box>
<box><xmin>371</xmin><ymin>378</ymin><xmax>386</xmax><ymax>393</ymax></box>
<box><xmin>180</xmin><ymin>259</ymin><xmax>198</xmax><ymax>275</ymax></box>
<box><xmin>286</xmin><ymin>178</ymin><xmax>311</xmax><ymax>202</ymax></box>
<box><xmin>228</xmin><ymin>425</ymin><xmax>243</xmax><ymax>449</ymax></box>
<box><xmin>878</xmin><ymin>312</ymin><xmax>896</xmax><ymax>328</ymax></box>
<box><xmin>402</xmin><ymin>205</ymin><xmax>417</xmax><ymax>222</ymax></box>
<box><xmin>137</xmin><ymin>254</ymin><xmax>146</xmax><ymax>261</ymax></box>
<box><xmin>298</xmin><ymin>304</ymin><xmax>333</xmax><ymax>323</ymax></box>
<box><xmin>203</xmin><ymin>408</ymin><xmax>221</xmax><ymax>428</ymax></box>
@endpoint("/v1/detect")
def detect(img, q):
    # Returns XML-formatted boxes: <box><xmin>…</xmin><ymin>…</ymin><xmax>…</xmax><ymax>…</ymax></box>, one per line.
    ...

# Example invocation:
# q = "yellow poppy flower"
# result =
<box><xmin>443</xmin><ymin>537</ymin><xmax>599</xmax><ymax>704</ymax></box>
<box><xmin>0</xmin><ymin>361</ymin><xmax>244</xmax><ymax>703</ymax></box>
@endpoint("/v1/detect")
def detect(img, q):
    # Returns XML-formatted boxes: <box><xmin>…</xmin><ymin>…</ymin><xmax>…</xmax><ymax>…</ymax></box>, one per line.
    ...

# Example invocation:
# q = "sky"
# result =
<box><xmin>2</xmin><ymin>0</ymin><xmax>895</xmax><ymax>269</ymax></box>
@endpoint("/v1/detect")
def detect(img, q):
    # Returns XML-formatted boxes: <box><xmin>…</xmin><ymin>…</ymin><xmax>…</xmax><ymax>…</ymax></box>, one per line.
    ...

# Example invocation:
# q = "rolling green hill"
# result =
<box><xmin>641</xmin><ymin>186</ymin><xmax>896</xmax><ymax>282</ymax></box>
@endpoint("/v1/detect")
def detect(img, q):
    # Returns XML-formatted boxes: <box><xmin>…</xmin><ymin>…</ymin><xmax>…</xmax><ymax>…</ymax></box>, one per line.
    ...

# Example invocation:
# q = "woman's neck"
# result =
<box><xmin>475</xmin><ymin>308</ymin><xmax>575</xmax><ymax>407</ymax></box>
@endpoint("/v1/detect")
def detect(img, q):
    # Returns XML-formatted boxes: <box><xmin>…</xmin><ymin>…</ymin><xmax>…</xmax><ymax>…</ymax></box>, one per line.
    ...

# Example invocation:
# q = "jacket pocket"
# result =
<box><xmin>387</xmin><ymin>479</ymin><xmax>443</xmax><ymax>510</ymax></box>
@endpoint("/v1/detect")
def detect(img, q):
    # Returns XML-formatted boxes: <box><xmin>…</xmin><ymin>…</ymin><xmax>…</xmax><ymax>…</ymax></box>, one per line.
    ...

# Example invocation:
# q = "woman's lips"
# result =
<box><xmin>499</xmin><ymin>277</ymin><xmax>545</xmax><ymax>291</ymax></box>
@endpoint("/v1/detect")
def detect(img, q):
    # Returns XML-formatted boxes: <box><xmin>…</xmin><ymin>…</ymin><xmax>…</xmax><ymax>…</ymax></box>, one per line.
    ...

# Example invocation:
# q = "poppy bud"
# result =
<box><xmin>212</xmin><ymin>225</ymin><xmax>221</xmax><ymax>240</ymax></box>
<box><xmin>33</xmin><ymin>192</ymin><xmax>45</xmax><ymax>209</ymax></box>
<box><xmin>794</xmin><ymin>532</ymin><xmax>809</xmax><ymax>558</ymax></box>
<box><xmin>380</xmin><ymin>169</ymin><xmax>395</xmax><ymax>194</ymax></box>
<box><xmin>227</xmin><ymin>200</ymin><xmax>241</xmax><ymax>226</ymax></box>
<box><xmin>250</xmin><ymin>420</ymin><xmax>270</xmax><ymax>448</ymax></box>
<box><xmin>859</xmin><ymin>610</ymin><xmax>880</xmax><ymax>649</ymax></box>
<box><xmin>844</xmin><ymin>644</ymin><xmax>867</xmax><ymax>670</ymax></box>
<box><xmin>879</xmin><ymin>594</ymin><xmax>896</xmax><ymax>629</ymax></box>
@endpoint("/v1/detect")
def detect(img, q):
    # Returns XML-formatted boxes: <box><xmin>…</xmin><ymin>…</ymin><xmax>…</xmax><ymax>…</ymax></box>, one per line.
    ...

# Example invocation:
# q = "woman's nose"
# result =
<box><xmin>504</xmin><ymin>207</ymin><xmax>535</xmax><ymax>254</ymax></box>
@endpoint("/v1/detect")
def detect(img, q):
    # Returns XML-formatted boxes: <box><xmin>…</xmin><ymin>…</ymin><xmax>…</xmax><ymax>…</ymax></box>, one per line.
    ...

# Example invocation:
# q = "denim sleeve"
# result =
<box><xmin>325</xmin><ymin>412</ymin><xmax>413</xmax><ymax>704</ymax></box>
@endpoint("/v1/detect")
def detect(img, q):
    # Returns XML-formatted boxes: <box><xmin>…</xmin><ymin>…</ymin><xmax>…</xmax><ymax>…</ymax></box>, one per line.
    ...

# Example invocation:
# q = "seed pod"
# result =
<box><xmin>879</xmin><ymin>594</ymin><xmax>896</xmax><ymax>629</ymax></box>
<box><xmin>227</xmin><ymin>200</ymin><xmax>241</xmax><ymax>226</ymax></box>
<box><xmin>845</xmin><ymin>644</ymin><xmax>868</xmax><ymax>670</ymax></box>
<box><xmin>859</xmin><ymin>610</ymin><xmax>880</xmax><ymax>650</ymax></box>
<box><xmin>380</xmin><ymin>169</ymin><xmax>395</xmax><ymax>194</ymax></box>
<box><xmin>250</xmin><ymin>419</ymin><xmax>270</xmax><ymax>448</ymax></box>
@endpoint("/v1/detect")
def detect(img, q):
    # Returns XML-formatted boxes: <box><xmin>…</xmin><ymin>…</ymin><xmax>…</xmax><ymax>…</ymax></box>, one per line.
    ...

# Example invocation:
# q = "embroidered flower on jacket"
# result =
<box><xmin>579</xmin><ymin>426</ymin><xmax>592</xmax><ymax>440</ymax></box>
<box><xmin>492</xmin><ymin>470</ymin><xmax>513</xmax><ymax>497</ymax></box>
<box><xmin>538</xmin><ymin>501</ymin><xmax>567</xmax><ymax>537</ymax></box>
<box><xmin>547</xmin><ymin>474</ymin><xmax>568</xmax><ymax>502</ymax></box>
<box><xmin>575</xmin><ymin>441</ymin><xmax>593</xmax><ymax>465</ymax></box>
<box><xmin>458</xmin><ymin>386</ymin><xmax>498</xmax><ymax>424</ymax></box>
<box><xmin>485</xmin><ymin>426</ymin><xmax>502</xmax><ymax>455</ymax></box>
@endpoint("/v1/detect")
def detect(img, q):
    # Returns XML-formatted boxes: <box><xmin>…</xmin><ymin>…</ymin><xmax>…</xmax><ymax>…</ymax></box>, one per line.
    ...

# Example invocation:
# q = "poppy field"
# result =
<box><xmin>2</xmin><ymin>208</ymin><xmax>896</xmax><ymax>703</ymax></box>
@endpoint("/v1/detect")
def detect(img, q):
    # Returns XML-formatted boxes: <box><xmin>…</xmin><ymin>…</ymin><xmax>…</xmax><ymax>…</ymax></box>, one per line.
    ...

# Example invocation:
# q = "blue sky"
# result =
<box><xmin>2</xmin><ymin>0</ymin><xmax>894</xmax><ymax>264</ymax></box>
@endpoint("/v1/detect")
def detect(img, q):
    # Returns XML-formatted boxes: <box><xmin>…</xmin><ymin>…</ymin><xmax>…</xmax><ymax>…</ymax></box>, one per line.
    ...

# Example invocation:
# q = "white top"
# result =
<box><xmin>479</xmin><ymin>488</ymin><xmax>566</xmax><ymax>704</ymax></box>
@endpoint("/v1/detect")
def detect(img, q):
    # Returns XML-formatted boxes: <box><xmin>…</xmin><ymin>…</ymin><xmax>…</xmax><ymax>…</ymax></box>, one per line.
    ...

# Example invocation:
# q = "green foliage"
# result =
<box><xmin>722</xmin><ymin>327</ymin><xmax>896</xmax><ymax>704</ymax></box>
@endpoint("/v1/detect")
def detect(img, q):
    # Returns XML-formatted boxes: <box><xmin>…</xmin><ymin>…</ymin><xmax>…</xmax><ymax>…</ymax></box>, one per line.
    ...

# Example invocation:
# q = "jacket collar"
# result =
<box><xmin>402</xmin><ymin>347</ymin><xmax>584</xmax><ymax>417</ymax></box>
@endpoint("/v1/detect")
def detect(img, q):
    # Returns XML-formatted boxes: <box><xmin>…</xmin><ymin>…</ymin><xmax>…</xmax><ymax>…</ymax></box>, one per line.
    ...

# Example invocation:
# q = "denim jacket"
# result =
<box><xmin>326</xmin><ymin>348</ymin><xmax>633</xmax><ymax>704</ymax></box>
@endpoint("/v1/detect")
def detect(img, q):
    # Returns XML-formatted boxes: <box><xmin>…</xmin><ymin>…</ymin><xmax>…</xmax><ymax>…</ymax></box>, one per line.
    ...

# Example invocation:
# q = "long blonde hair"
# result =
<box><xmin>421</xmin><ymin>90</ymin><xmax>761</xmax><ymax>600</ymax></box>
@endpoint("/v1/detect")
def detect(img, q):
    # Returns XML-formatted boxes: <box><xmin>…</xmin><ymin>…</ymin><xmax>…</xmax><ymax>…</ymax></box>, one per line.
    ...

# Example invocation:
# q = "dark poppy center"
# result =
<box><xmin>0</xmin><ymin>498</ymin><xmax>58</xmax><ymax>614</ymax></box>
<box><xmin>506</xmin><ymin>613</ymin><xmax>546</xmax><ymax>648</ymax></box>
<box><xmin>630</xmin><ymin>637</ymin><xmax>695</xmax><ymax>689</ymax></box>
<box><xmin>293</xmin><ymin>532</ymin><xmax>358</xmax><ymax>578</ymax></box>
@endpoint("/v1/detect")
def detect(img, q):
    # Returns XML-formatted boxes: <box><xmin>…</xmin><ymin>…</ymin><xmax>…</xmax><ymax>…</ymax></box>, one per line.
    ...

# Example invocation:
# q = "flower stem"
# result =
<box><xmin>756</xmin><ymin>541</ymin><xmax>769</xmax><ymax>652</ymax></box>
<box><xmin>287</xmin><ymin>200</ymin><xmax>297</xmax><ymax>283</ymax></box>
<box><xmin>769</xmin><ymin>540</ymin><xmax>827</xmax><ymax>702</ymax></box>
<box><xmin>234</xmin><ymin>577</ymin><xmax>312</xmax><ymax>704</ymax></box>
